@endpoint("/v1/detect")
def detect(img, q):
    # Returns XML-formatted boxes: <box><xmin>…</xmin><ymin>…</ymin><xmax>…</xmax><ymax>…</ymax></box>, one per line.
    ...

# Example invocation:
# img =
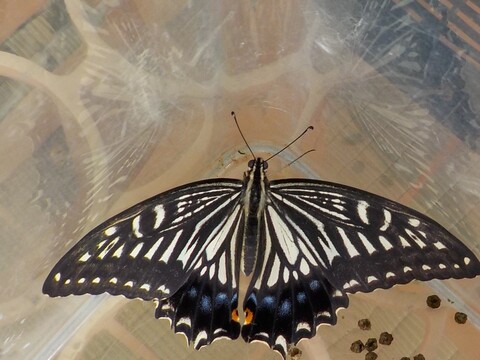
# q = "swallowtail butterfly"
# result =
<box><xmin>43</xmin><ymin>120</ymin><xmax>480</xmax><ymax>358</ymax></box>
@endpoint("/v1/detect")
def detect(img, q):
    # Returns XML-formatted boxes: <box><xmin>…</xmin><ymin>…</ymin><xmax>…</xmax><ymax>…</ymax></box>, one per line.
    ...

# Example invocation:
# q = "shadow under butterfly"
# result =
<box><xmin>43</xmin><ymin>113</ymin><xmax>480</xmax><ymax>359</ymax></box>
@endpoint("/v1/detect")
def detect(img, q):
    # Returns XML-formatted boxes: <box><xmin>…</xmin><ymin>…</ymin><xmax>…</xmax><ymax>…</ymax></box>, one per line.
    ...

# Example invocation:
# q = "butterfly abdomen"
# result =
<box><xmin>242</xmin><ymin>158</ymin><xmax>269</xmax><ymax>275</ymax></box>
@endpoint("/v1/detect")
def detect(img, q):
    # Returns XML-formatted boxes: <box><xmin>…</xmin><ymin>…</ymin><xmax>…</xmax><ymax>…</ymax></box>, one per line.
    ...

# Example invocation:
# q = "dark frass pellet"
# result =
<box><xmin>426</xmin><ymin>295</ymin><xmax>441</xmax><ymax>308</ymax></box>
<box><xmin>288</xmin><ymin>346</ymin><xmax>302</xmax><ymax>360</ymax></box>
<box><xmin>365</xmin><ymin>338</ymin><xmax>378</xmax><ymax>352</ymax></box>
<box><xmin>358</xmin><ymin>318</ymin><xmax>372</xmax><ymax>330</ymax></box>
<box><xmin>400</xmin><ymin>358</ymin><xmax>410</xmax><ymax>360</ymax></box>
<box><xmin>350</xmin><ymin>340</ymin><xmax>364</xmax><ymax>353</ymax></box>
<box><xmin>454</xmin><ymin>312</ymin><xmax>467</xmax><ymax>324</ymax></box>
<box><xmin>365</xmin><ymin>351</ymin><xmax>378</xmax><ymax>360</ymax></box>
<box><xmin>378</xmin><ymin>331</ymin><xmax>393</xmax><ymax>345</ymax></box>
<box><xmin>413</xmin><ymin>354</ymin><xmax>425</xmax><ymax>360</ymax></box>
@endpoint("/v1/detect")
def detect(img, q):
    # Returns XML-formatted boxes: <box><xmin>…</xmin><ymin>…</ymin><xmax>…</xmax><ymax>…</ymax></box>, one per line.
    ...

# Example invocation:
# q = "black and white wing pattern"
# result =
<box><xmin>44</xmin><ymin>158</ymin><xmax>480</xmax><ymax>359</ymax></box>
<box><xmin>43</xmin><ymin>179</ymin><xmax>245</xmax><ymax>347</ymax></box>
<box><xmin>241</xmin><ymin>179</ymin><xmax>480</xmax><ymax>357</ymax></box>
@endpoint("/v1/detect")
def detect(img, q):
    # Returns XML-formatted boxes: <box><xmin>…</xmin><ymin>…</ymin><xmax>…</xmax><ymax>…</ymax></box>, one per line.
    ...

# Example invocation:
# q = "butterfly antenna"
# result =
<box><xmin>231</xmin><ymin>111</ymin><xmax>256</xmax><ymax>159</ymax></box>
<box><xmin>265</xmin><ymin>125</ymin><xmax>314</xmax><ymax>162</ymax></box>
<box><xmin>285</xmin><ymin>149</ymin><xmax>316</xmax><ymax>167</ymax></box>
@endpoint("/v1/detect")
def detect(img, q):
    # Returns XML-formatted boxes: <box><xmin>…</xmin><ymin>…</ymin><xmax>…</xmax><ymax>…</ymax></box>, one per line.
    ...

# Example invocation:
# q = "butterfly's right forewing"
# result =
<box><xmin>43</xmin><ymin>179</ymin><xmax>244</xmax><ymax>303</ymax></box>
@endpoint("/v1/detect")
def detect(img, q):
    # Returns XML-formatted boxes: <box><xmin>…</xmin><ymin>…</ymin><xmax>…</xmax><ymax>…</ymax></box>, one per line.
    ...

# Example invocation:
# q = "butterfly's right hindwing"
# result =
<box><xmin>43</xmin><ymin>179</ymin><xmax>244</xmax><ymax>303</ymax></box>
<box><xmin>155</xmin><ymin>203</ymin><xmax>244</xmax><ymax>348</ymax></box>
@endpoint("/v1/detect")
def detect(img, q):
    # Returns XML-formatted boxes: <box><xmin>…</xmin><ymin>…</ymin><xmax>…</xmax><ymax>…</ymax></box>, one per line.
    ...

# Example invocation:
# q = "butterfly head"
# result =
<box><xmin>245</xmin><ymin>158</ymin><xmax>269</xmax><ymax>180</ymax></box>
<box><xmin>247</xmin><ymin>158</ymin><xmax>269</xmax><ymax>171</ymax></box>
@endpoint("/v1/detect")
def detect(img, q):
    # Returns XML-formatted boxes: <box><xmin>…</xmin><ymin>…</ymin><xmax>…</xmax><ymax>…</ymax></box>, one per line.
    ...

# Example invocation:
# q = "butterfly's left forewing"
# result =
<box><xmin>43</xmin><ymin>179</ymin><xmax>245</xmax><ymax>346</ymax></box>
<box><xmin>268</xmin><ymin>180</ymin><xmax>480</xmax><ymax>292</ymax></box>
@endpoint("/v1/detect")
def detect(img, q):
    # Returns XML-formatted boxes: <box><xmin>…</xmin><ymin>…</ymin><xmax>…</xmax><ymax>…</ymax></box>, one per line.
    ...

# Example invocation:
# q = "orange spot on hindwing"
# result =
<box><xmin>231</xmin><ymin>309</ymin><xmax>239</xmax><ymax>323</ymax></box>
<box><xmin>244</xmin><ymin>308</ymin><xmax>254</xmax><ymax>325</ymax></box>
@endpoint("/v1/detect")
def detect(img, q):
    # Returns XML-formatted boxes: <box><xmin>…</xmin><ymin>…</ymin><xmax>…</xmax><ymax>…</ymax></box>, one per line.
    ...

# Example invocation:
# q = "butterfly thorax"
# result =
<box><xmin>242</xmin><ymin>158</ymin><xmax>269</xmax><ymax>275</ymax></box>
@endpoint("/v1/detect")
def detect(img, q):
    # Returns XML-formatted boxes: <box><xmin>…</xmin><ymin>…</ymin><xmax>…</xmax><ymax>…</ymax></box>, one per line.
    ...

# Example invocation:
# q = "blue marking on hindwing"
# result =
<box><xmin>279</xmin><ymin>299</ymin><xmax>292</xmax><ymax>317</ymax></box>
<box><xmin>200</xmin><ymin>295</ymin><xmax>212</xmax><ymax>313</ymax></box>
<box><xmin>232</xmin><ymin>292</ymin><xmax>239</xmax><ymax>303</ymax></box>
<box><xmin>188</xmin><ymin>287</ymin><xmax>198</xmax><ymax>298</ymax></box>
<box><xmin>261</xmin><ymin>296</ymin><xmax>275</xmax><ymax>307</ymax></box>
<box><xmin>297</xmin><ymin>291</ymin><xmax>307</xmax><ymax>304</ymax></box>
<box><xmin>310</xmin><ymin>280</ymin><xmax>320</xmax><ymax>291</ymax></box>
<box><xmin>215</xmin><ymin>293</ymin><xmax>228</xmax><ymax>308</ymax></box>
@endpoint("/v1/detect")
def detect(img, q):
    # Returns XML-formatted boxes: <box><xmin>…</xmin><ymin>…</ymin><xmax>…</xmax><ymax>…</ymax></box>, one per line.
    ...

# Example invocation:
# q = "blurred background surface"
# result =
<box><xmin>0</xmin><ymin>1</ymin><xmax>479</xmax><ymax>359</ymax></box>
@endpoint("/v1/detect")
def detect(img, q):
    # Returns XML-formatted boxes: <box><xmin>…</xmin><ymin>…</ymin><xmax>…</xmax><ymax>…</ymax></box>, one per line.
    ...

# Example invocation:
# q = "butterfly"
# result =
<box><xmin>43</xmin><ymin>120</ymin><xmax>480</xmax><ymax>358</ymax></box>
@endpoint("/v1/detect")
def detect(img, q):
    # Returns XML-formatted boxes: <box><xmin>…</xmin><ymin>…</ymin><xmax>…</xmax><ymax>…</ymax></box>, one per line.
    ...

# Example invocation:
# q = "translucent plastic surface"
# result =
<box><xmin>0</xmin><ymin>1</ymin><xmax>479</xmax><ymax>359</ymax></box>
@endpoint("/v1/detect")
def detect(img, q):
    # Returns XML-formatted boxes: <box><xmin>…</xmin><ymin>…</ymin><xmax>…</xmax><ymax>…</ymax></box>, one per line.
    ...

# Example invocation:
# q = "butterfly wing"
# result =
<box><xmin>242</xmin><ymin>179</ymin><xmax>480</xmax><ymax>357</ymax></box>
<box><xmin>241</xmin><ymin>205</ymin><xmax>349</xmax><ymax>357</ymax></box>
<box><xmin>43</xmin><ymin>179</ymin><xmax>244</xmax><ymax>346</ymax></box>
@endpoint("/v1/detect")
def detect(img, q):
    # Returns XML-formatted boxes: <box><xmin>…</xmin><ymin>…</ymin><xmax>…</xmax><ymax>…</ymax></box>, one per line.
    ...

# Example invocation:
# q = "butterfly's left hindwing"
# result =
<box><xmin>43</xmin><ymin>179</ymin><xmax>244</xmax><ymax>345</ymax></box>
<box><xmin>241</xmin><ymin>209</ymin><xmax>349</xmax><ymax>357</ymax></box>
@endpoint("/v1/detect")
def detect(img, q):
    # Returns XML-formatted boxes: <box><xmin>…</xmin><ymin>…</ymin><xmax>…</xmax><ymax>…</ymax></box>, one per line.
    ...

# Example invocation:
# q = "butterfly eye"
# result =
<box><xmin>263</xmin><ymin>161</ymin><xmax>268</xmax><ymax>170</ymax></box>
<box><xmin>248</xmin><ymin>159</ymin><xmax>255</xmax><ymax>168</ymax></box>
